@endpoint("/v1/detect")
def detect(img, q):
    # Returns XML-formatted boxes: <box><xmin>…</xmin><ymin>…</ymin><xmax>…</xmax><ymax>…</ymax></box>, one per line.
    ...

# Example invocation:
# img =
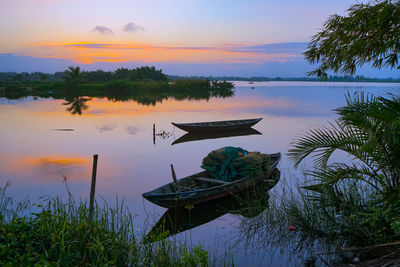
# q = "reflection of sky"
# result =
<box><xmin>0</xmin><ymin>81</ymin><xmax>397</xmax><ymax>264</ymax></box>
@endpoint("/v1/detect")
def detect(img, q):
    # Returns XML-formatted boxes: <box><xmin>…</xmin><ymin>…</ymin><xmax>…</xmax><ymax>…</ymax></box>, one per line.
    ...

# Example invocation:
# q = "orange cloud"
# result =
<box><xmin>25</xmin><ymin>42</ymin><xmax>303</xmax><ymax>64</ymax></box>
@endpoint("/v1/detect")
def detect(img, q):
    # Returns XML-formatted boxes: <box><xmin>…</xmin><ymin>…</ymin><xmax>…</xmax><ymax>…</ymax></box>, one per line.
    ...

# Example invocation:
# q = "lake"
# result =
<box><xmin>0</xmin><ymin>81</ymin><xmax>398</xmax><ymax>265</ymax></box>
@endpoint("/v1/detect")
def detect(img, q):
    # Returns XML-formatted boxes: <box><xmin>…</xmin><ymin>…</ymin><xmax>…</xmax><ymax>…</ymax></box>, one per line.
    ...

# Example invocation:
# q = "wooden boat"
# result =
<box><xmin>144</xmin><ymin>170</ymin><xmax>279</xmax><ymax>243</ymax></box>
<box><xmin>171</xmin><ymin>128</ymin><xmax>261</xmax><ymax>145</ymax></box>
<box><xmin>142</xmin><ymin>153</ymin><xmax>280</xmax><ymax>209</ymax></box>
<box><xmin>171</xmin><ymin>118</ymin><xmax>262</xmax><ymax>133</ymax></box>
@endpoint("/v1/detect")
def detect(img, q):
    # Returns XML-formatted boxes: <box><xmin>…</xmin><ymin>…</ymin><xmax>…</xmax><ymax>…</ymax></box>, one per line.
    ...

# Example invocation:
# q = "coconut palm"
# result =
<box><xmin>63</xmin><ymin>66</ymin><xmax>82</xmax><ymax>87</ymax></box>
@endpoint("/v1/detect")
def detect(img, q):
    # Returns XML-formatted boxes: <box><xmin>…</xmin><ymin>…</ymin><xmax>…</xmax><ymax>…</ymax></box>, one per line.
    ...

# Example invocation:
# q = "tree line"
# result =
<box><xmin>0</xmin><ymin>66</ymin><xmax>167</xmax><ymax>83</ymax></box>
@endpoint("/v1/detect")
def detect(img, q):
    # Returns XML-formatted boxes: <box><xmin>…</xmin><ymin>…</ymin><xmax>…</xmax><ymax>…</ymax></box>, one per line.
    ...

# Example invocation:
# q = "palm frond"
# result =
<box><xmin>305</xmin><ymin>163</ymin><xmax>383</xmax><ymax>191</ymax></box>
<box><xmin>288</xmin><ymin>121</ymin><xmax>370</xmax><ymax>168</ymax></box>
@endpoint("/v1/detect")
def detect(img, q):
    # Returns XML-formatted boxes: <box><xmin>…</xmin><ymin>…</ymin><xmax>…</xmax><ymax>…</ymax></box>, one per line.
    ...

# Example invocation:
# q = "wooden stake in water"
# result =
<box><xmin>153</xmin><ymin>124</ymin><xmax>156</xmax><ymax>145</ymax></box>
<box><xmin>88</xmin><ymin>154</ymin><xmax>98</xmax><ymax>225</ymax></box>
<box><xmin>170</xmin><ymin>164</ymin><xmax>177</xmax><ymax>183</ymax></box>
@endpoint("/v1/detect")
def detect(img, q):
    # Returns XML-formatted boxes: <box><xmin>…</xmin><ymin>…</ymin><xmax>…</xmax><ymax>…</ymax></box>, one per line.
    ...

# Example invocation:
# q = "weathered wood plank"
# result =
<box><xmin>194</xmin><ymin>177</ymin><xmax>229</xmax><ymax>185</ymax></box>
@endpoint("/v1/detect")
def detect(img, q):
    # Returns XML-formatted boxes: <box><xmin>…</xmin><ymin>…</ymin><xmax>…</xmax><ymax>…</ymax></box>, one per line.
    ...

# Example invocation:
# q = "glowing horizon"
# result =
<box><xmin>3</xmin><ymin>0</ymin><xmax>392</xmax><ymax>77</ymax></box>
<box><xmin>22</xmin><ymin>41</ymin><xmax>304</xmax><ymax>64</ymax></box>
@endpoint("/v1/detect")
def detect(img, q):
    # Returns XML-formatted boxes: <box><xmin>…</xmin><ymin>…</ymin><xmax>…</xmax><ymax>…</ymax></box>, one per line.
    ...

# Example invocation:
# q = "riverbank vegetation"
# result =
<box><xmin>0</xmin><ymin>183</ymin><xmax>211</xmax><ymax>266</ymax></box>
<box><xmin>0</xmin><ymin>66</ymin><xmax>235</xmax><ymax>106</ymax></box>
<box><xmin>287</xmin><ymin>92</ymin><xmax>400</xmax><ymax>245</ymax></box>
<box><xmin>278</xmin><ymin>0</ymin><xmax>400</xmax><ymax>263</ymax></box>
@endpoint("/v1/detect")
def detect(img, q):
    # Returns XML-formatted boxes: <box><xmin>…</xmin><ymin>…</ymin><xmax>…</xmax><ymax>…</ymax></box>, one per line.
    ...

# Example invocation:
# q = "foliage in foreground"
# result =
<box><xmin>0</xmin><ymin>185</ymin><xmax>209</xmax><ymax>266</ymax></box>
<box><xmin>287</xmin><ymin>92</ymin><xmax>400</xmax><ymax>246</ymax></box>
<box><xmin>305</xmin><ymin>0</ymin><xmax>400</xmax><ymax>79</ymax></box>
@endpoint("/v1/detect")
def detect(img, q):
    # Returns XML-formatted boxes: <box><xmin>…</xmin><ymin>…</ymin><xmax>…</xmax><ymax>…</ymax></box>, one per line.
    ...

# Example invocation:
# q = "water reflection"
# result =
<box><xmin>1</xmin><ymin>155</ymin><xmax>89</xmax><ymax>182</ymax></box>
<box><xmin>96</xmin><ymin>123</ymin><xmax>117</xmax><ymax>133</ymax></box>
<box><xmin>126</xmin><ymin>125</ymin><xmax>141</xmax><ymax>136</ymax></box>
<box><xmin>1</xmin><ymin>82</ymin><xmax>396</xmax><ymax>265</ymax></box>
<box><xmin>152</xmin><ymin>124</ymin><xmax>173</xmax><ymax>145</ymax></box>
<box><xmin>171</xmin><ymin>128</ymin><xmax>262</xmax><ymax>145</ymax></box>
<box><xmin>63</xmin><ymin>97</ymin><xmax>91</xmax><ymax>115</ymax></box>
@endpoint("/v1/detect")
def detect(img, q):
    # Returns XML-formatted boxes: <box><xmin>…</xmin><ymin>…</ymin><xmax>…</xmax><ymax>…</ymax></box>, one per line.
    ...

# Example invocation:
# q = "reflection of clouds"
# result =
<box><xmin>0</xmin><ymin>155</ymin><xmax>118</xmax><ymax>184</ymax></box>
<box><xmin>28</xmin><ymin>157</ymin><xmax>88</xmax><ymax>181</ymax></box>
<box><xmin>126</xmin><ymin>126</ymin><xmax>140</xmax><ymax>135</ymax></box>
<box><xmin>96</xmin><ymin>123</ymin><xmax>117</xmax><ymax>133</ymax></box>
<box><xmin>0</xmin><ymin>156</ymin><xmax>91</xmax><ymax>183</ymax></box>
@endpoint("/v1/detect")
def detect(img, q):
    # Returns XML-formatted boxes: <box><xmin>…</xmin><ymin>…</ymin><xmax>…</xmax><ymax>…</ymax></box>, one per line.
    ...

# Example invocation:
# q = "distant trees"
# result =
<box><xmin>305</xmin><ymin>0</ymin><xmax>400</xmax><ymax>79</ymax></box>
<box><xmin>61</xmin><ymin>66</ymin><xmax>168</xmax><ymax>84</ymax></box>
<box><xmin>111</xmin><ymin>66</ymin><xmax>167</xmax><ymax>82</ymax></box>
<box><xmin>81</xmin><ymin>70</ymin><xmax>113</xmax><ymax>83</ymax></box>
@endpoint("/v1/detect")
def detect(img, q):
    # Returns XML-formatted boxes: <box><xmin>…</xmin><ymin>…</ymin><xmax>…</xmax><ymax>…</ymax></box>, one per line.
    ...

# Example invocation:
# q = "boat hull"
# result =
<box><xmin>144</xmin><ymin>172</ymin><xmax>279</xmax><ymax>243</ymax></box>
<box><xmin>142</xmin><ymin>153</ymin><xmax>280</xmax><ymax>209</ymax></box>
<box><xmin>171</xmin><ymin>118</ymin><xmax>262</xmax><ymax>133</ymax></box>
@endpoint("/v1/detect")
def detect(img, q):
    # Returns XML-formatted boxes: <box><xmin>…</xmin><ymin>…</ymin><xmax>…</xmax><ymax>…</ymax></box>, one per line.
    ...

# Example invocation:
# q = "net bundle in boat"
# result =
<box><xmin>201</xmin><ymin>146</ymin><xmax>274</xmax><ymax>182</ymax></box>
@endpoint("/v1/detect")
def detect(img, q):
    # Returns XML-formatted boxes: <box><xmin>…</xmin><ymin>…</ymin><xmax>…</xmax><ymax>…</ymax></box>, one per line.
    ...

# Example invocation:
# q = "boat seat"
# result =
<box><xmin>194</xmin><ymin>177</ymin><xmax>229</xmax><ymax>185</ymax></box>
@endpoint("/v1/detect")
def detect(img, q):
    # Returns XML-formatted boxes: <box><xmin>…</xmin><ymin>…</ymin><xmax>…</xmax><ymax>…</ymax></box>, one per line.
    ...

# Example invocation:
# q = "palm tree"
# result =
<box><xmin>63</xmin><ymin>66</ymin><xmax>82</xmax><ymax>87</ymax></box>
<box><xmin>288</xmin><ymin>92</ymin><xmax>400</xmax><ymax>194</ymax></box>
<box><xmin>287</xmin><ymin>92</ymin><xmax>400</xmax><ymax>244</ymax></box>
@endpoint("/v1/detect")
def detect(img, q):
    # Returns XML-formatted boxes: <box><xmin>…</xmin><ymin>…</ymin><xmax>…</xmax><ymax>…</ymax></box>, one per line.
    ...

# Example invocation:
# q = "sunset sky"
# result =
<box><xmin>1</xmin><ymin>0</ymin><xmax>398</xmax><ymax>77</ymax></box>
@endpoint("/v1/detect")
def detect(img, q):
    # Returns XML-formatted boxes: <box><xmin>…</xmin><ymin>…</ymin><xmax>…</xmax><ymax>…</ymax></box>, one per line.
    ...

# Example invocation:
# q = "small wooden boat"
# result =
<box><xmin>142</xmin><ymin>153</ymin><xmax>280</xmax><ymax>209</ymax></box>
<box><xmin>144</xmin><ymin>171</ymin><xmax>279</xmax><ymax>243</ymax></box>
<box><xmin>171</xmin><ymin>118</ymin><xmax>262</xmax><ymax>133</ymax></box>
<box><xmin>171</xmin><ymin>128</ymin><xmax>262</xmax><ymax>145</ymax></box>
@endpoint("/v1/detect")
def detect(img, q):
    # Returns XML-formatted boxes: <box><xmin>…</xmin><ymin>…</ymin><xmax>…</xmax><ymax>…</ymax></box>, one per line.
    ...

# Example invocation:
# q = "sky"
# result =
<box><xmin>0</xmin><ymin>0</ymin><xmax>398</xmax><ymax>77</ymax></box>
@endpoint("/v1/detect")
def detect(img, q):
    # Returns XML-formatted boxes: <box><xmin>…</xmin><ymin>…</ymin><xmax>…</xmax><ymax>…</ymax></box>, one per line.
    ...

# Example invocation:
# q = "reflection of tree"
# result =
<box><xmin>63</xmin><ymin>97</ymin><xmax>91</xmax><ymax>115</ymax></box>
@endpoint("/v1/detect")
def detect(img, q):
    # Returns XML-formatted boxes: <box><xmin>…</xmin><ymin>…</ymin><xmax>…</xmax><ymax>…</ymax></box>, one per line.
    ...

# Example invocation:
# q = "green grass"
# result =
<box><xmin>0</xmin><ymin>183</ymin><xmax>211</xmax><ymax>266</ymax></box>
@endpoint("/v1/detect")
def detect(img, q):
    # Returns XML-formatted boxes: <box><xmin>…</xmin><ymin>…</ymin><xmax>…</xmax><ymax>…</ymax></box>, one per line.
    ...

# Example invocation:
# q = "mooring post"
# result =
<box><xmin>170</xmin><ymin>164</ymin><xmax>177</xmax><ymax>183</ymax></box>
<box><xmin>153</xmin><ymin>124</ymin><xmax>156</xmax><ymax>145</ymax></box>
<box><xmin>88</xmin><ymin>154</ymin><xmax>98</xmax><ymax>225</ymax></box>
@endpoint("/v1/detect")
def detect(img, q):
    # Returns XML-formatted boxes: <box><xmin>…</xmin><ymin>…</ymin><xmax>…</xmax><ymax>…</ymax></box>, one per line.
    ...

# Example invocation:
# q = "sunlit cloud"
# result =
<box><xmin>123</xmin><ymin>22</ymin><xmax>144</xmax><ymax>32</ymax></box>
<box><xmin>25</xmin><ymin>42</ymin><xmax>304</xmax><ymax>64</ymax></box>
<box><xmin>92</xmin><ymin>25</ymin><xmax>114</xmax><ymax>35</ymax></box>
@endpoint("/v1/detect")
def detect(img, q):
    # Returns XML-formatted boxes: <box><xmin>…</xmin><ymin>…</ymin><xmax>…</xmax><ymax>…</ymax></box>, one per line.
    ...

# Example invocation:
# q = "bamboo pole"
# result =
<box><xmin>170</xmin><ymin>164</ymin><xmax>177</xmax><ymax>183</ymax></box>
<box><xmin>88</xmin><ymin>154</ymin><xmax>98</xmax><ymax>225</ymax></box>
<box><xmin>153</xmin><ymin>124</ymin><xmax>156</xmax><ymax>145</ymax></box>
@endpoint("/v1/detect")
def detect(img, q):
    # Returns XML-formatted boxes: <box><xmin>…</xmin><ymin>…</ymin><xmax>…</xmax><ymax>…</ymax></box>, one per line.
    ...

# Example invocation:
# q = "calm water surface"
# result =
<box><xmin>1</xmin><ymin>81</ymin><xmax>398</xmax><ymax>265</ymax></box>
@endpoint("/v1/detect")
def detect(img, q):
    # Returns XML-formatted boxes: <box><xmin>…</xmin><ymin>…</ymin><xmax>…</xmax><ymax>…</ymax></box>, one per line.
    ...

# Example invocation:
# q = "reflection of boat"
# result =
<box><xmin>142</xmin><ymin>153</ymin><xmax>280</xmax><ymax>209</ymax></box>
<box><xmin>144</xmin><ymin>170</ymin><xmax>280</xmax><ymax>242</ymax></box>
<box><xmin>171</xmin><ymin>118</ymin><xmax>262</xmax><ymax>133</ymax></box>
<box><xmin>171</xmin><ymin>128</ymin><xmax>262</xmax><ymax>145</ymax></box>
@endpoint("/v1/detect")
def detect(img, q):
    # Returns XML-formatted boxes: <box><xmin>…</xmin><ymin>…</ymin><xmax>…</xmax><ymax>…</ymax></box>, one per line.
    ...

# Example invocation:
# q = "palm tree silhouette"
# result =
<box><xmin>63</xmin><ymin>66</ymin><xmax>82</xmax><ymax>87</ymax></box>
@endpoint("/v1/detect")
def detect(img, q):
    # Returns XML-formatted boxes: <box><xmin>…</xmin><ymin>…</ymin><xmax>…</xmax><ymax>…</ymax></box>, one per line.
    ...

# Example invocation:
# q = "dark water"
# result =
<box><xmin>0</xmin><ymin>81</ymin><xmax>398</xmax><ymax>265</ymax></box>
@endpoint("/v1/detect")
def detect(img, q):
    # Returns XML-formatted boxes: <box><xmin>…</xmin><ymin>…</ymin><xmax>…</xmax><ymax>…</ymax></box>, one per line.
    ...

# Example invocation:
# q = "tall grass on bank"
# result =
<box><xmin>233</xmin><ymin>167</ymin><xmax>400</xmax><ymax>264</ymax></box>
<box><xmin>231</xmin><ymin>170</ymin><xmax>344</xmax><ymax>265</ymax></box>
<box><xmin>0</xmin><ymin>183</ymin><xmax>209</xmax><ymax>266</ymax></box>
